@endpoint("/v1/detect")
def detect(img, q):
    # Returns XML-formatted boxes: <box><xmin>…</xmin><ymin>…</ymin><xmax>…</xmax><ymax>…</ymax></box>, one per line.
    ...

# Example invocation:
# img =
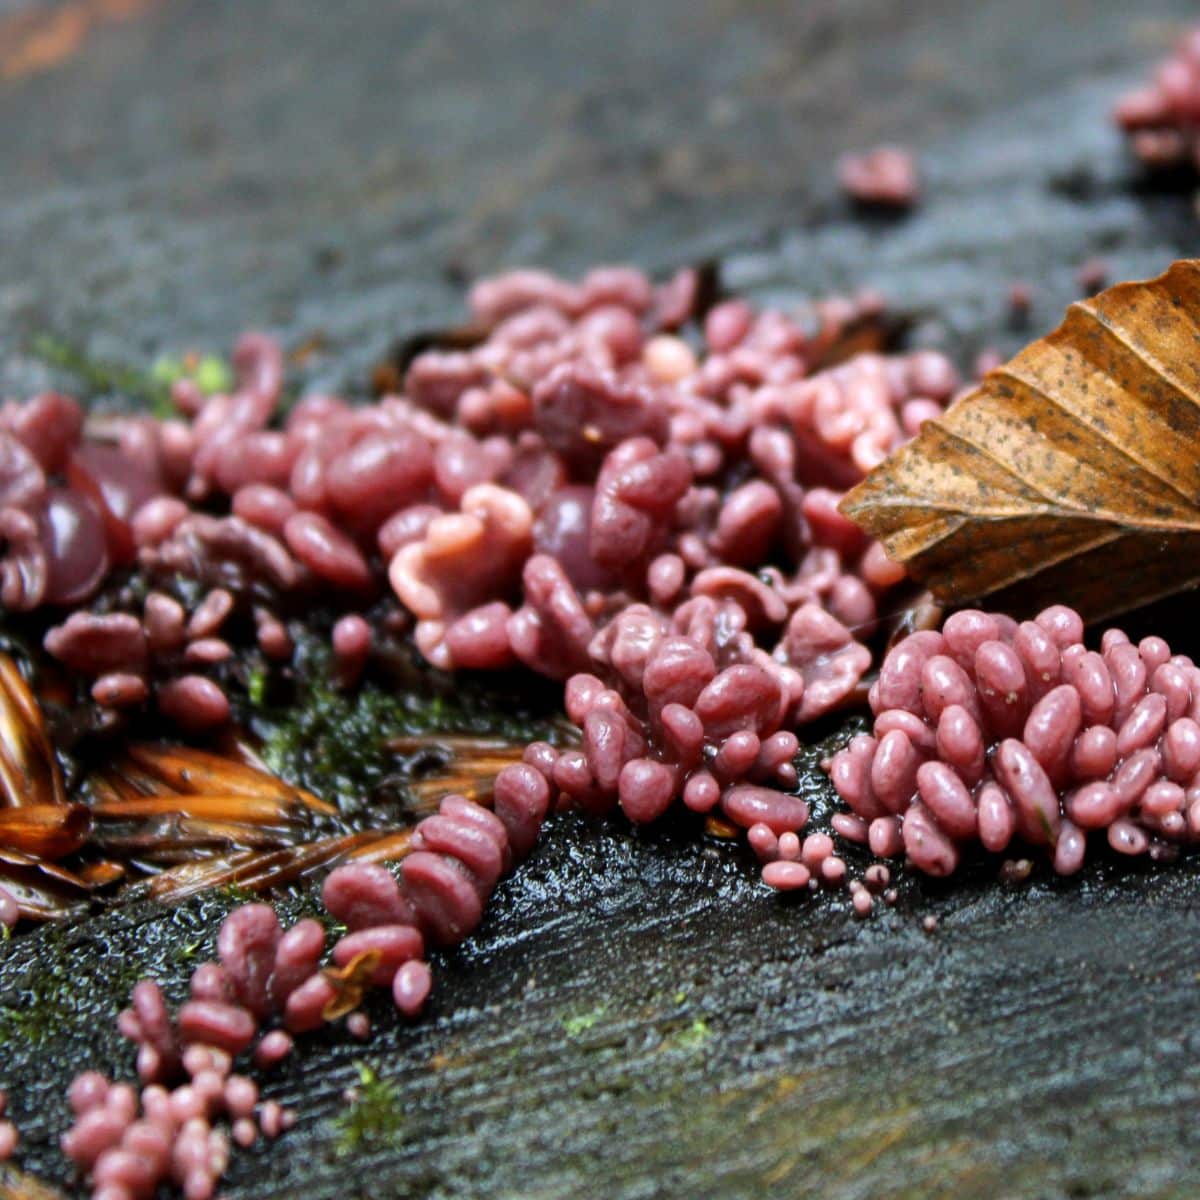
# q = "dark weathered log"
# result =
<box><xmin>2</xmin><ymin>2</ymin><xmax>1200</xmax><ymax>1198</ymax></box>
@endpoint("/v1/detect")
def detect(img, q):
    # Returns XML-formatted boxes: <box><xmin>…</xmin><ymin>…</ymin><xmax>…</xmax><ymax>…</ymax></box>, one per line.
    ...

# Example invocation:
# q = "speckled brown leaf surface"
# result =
<box><xmin>842</xmin><ymin>258</ymin><xmax>1200</xmax><ymax>621</ymax></box>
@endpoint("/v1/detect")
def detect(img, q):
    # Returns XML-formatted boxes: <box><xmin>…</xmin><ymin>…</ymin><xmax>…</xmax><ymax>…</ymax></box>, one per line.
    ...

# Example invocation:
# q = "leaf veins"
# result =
<box><xmin>841</xmin><ymin>258</ymin><xmax>1200</xmax><ymax>621</ymax></box>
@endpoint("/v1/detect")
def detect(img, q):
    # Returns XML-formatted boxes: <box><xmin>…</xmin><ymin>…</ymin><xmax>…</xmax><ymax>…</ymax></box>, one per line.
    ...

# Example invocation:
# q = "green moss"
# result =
<box><xmin>0</xmin><ymin>975</ymin><xmax>74</xmax><ymax>1049</ymax></box>
<box><xmin>151</xmin><ymin>351</ymin><xmax>233</xmax><ymax>397</ymax></box>
<box><xmin>175</xmin><ymin>936</ymin><xmax>205</xmax><ymax>962</ymax></box>
<box><xmin>559</xmin><ymin>1004</ymin><xmax>710</xmax><ymax>1060</ymax></box>
<box><xmin>30</xmin><ymin>333</ymin><xmax>173</xmax><ymax>416</ymax></box>
<box><xmin>218</xmin><ymin>882</ymin><xmax>259</xmax><ymax>906</ymax></box>
<box><xmin>562</xmin><ymin>1005</ymin><xmax>607</xmax><ymax>1037</ymax></box>
<box><xmin>30</xmin><ymin>334</ymin><xmax>231</xmax><ymax>418</ymax></box>
<box><xmin>664</xmin><ymin>1016</ymin><xmax>711</xmax><ymax>1051</ymax></box>
<box><xmin>250</xmin><ymin>632</ymin><xmax>564</xmax><ymax>810</ymax></box>
<box><xmin>332</xmin><ymin>1062</ymin><xmax>406</xmax><ymax>1156</ymax></box>
<box><xmin>256</xmin><ymin>666</ymin><xmax>425</xmax><ymax>806</ymax></box>
<box><xmin>0</xmin><ymin>927</ymin><xmax>142</xmax><ymax>1048</ymax></box>
<box><xmin>247</xmin><ymin>666</ymin><xmax>268</xmax><ymax>707</ymax></box>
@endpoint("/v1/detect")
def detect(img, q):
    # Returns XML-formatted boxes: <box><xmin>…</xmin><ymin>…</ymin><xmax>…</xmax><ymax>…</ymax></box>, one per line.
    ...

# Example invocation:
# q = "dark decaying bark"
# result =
<box><xmin>2</xmin><ymin>1</ymin><xmax>1200</xmax><ymax>1196</ymax></box>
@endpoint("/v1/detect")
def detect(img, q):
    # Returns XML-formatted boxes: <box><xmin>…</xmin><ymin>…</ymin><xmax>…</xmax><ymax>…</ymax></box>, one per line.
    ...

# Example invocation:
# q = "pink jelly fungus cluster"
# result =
<box><xmin>836</xmin><ymin>146</ymin><xmax>920</xmax><ymax>208</ymax></box>
<box><xmin>827</xmin><ymin>605</ymin><xmax>1200</xmax><ymax>878</ymax></box>
<box><xmin>0</xmin><ymin>1089</ymin><xmax>15</xmax><ymax>1164</ymax></box>
<box><xmin>62</xmin><ymin>1058</ymin><xmax>278</xmax><ymax>1200</ymax></box>
<box><xmin>2</xmin><ymin>267</ymin><xmax>957</xmax><ymax>799</ymax></box>
<box><xmin>747</xmin><ymin>824</ymin><xmax>896</xmax><ymax>918</ymax></box>
<box><xmin>61</xmin><ymin>783</ymin><xmax>541</xmax><ymax>1199</ymax></box>
<box><xmin>0</xmin><ymin>884</ymin><xmax>18</xmax><ymax>931</ymax></box>
<box><xmin>6</xmin><ymin>265</ymin><xmax>966</xmax><ymax>1194</ymax></box>
<box><xmin>1114</xmin><ymin>26</ymin><xmax>1200</xmax><ymax>171</ymax></box>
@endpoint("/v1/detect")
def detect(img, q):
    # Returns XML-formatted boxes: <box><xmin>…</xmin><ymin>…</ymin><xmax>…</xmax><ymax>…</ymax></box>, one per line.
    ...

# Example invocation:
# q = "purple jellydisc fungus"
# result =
<box><xmin>827</xmin><ymin>604</ymin><xmax>1200</xmax><ymax>878</ymax></box>
<box><xmin>0</xmin><ymin>266</ymin><xmax>953</xmax><ymax>742</ymax></box>
<box><xmin>1114</xmin><ymin>25</ymin><xmax>1200</xmax><ymax>172</ymax></box>
<box><xmin>20</xmin><ymin>263</ymin><xmax>975</xmax><ymax>1200</ymax></box>
<box><xmin>59</xmin><ymin>785</ymin><xmax>536</xmax><ymax>1200</ymax></box>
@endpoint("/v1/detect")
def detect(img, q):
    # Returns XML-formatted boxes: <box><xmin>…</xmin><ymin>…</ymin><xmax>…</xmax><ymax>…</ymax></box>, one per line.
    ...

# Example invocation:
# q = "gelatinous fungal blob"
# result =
<box><xmin>0</xmin><ymin>267</ymin><xmax>955</xmax><ymax>741</ymax></box>
<box><xmin>837</xmin><ymin>145</ymin><xmax>920</xmax><ymax>208</ymax></box>
<box><xmin>1114</xmin><ymin>27</ymin><xmax>1200</xmax><ymax>173</ymax></box>
<box><xmin>827</xmin><ymin>605</ymin><xmax>1200</xmax><ymax>878</ymax></box>
<box><xmin>3</xmin><ymin>264</ymin><xmax>972</xmax><ymax>1199</ymax></box>
<box><xmin>60</xmin><ymin>783</ymin><xmax>540</xmax><ymax>1200</ymax></box>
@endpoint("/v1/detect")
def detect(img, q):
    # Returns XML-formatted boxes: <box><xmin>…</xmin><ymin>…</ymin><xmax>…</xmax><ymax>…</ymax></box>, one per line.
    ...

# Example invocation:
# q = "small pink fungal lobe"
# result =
<box><xmin>253</xmin><ymin>1030</ymin><xmax>293</xmax><ymax>1071</ymax></box>
<box><xmin>761</xmin><ymin>860</ymin><xmax>811</xmax><ymax>891</ymax></box>
<box><xmin>829</xmin><ymin>604</ymin><xmax>1200</xmax><ymax>878</ymax></box>
<box><xmin>156</xmin><ymin>675</ymin><xmax>230</xmax><ymax>732</ymax></box>
<box><xmin>393</xmin><ymin>960</ymin><xmax>434</xmax><ymax>1017</ymax></box>
<box><xmin>59</xmin><ymin>788</ymin><xmax>545</xmax><ymax>1198</ymax></box>
<box><xmin>837</xmin><ymin>145</ymin><xmax>920</xmax><ymax>208</ymax></box>
<box><xmin>1114</xmin><ymin>27</ymin><xmax>1200</xmax><ymax>174</ymax></box>
<box><xmin>332</xmin><ymin>613</ymin><xmax>373</xmax><ymax>686</ymax></box>
<box><xmin>0</xmin><ymin>884</ymin><xmax>18</xmax><ymax>930</ymax></box>
<box><xmin>5</xmin><ymin>264</ymin><xmax>947</xmax><ymax>744</ymax></box>
<box><xmin>0</xmin><ymin>1116</ymin><xmax>15</xmax><ymax>1162</ymax></box>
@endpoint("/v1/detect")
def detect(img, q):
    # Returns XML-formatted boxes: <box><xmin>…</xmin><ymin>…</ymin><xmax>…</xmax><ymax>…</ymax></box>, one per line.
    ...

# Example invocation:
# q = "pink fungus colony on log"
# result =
<box><xmin>1</xmin><ymin>261</ymin><xmax>1196</xmax><ymax>1198</ymax></box>
<box><xmin>0</xmin><ymin>1088</ymin><xmax>15</xmax><ymax>1164</ymax></box>
<box><xmin>0</xmin><ymin>264</ymin><xmax>971</xmax><ymax>1194</ymax></box>
<box><xmin>836</xmin><ymin>145</ymin><xmax>920</xmax><ymax>208</ymax></box>
<box><xmin>828</xmin><ymin>606</ymin><xmax>1200</xmax><ymax>879</ymax></box>
<box><xmin>62</xmin><ymin>780</ymin><xmax>542</xmax><ymax>1200</ymax></box>
<box><xmin>1114</xmin><ymin>26</ymin><xmax>1200</xmax><ymax>171</ymax></box>
<box><xmin>0</xmin><ymin>265</ymin><xmax>959</xmax><ymax>817</ymax></box>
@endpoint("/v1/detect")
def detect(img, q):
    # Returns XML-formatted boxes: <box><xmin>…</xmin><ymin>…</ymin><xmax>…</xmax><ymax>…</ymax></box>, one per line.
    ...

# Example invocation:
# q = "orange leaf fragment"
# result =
<box><xmin>0</xmin><ymin>804</ymin><xmax>91</xmax><ymax>859</ymax></box>
<box><xmin>321</xmin><ymin>949</ymin><xmax>383</xmax><ymax>1020</ymax></box>
<box><xmin>841</xmin><ymin>258</ymin><xmax>1200</xmax><ymax>621</ymax></box>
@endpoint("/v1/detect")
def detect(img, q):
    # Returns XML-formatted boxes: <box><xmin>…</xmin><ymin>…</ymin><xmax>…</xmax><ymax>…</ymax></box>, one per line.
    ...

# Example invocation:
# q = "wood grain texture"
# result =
<box><xmin>2</xmin><ymin>3</ymin><xmax>1200</xmax><ymax>1199</ymax></box>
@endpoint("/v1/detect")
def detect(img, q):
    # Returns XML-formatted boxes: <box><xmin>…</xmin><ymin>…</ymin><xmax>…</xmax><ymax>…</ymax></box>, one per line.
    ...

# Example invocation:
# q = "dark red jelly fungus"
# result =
<box><xmin>39</xmin><ymin>488</ymin><xmax>110</xmax><ymax>605</ymax></box>
<box><xmin>68</xmin><ymin>441</ymin><xmax>163</xmax><ymax>565</ymax></box>
<box><xmin>1114</xmin><ymin>27</ymin><xmax>1200</xmax><ymax>173</ymax></box>
<box><xmin>829</xmin><ymin>605</ymin><xmax>1200</xmax><ymax>878</ymax></box>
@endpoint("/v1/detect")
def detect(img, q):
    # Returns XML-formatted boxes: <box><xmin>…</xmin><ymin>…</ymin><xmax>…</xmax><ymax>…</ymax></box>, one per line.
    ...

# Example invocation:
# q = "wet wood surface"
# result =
<box><xmin>2</xmin><ymin>2</ymin><xmax>1200</xmax><ymax>1198</ymax></box>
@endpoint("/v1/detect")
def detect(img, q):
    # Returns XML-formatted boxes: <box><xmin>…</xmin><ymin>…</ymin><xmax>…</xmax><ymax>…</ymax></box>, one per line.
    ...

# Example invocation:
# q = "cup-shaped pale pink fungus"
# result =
<box><xmin>388</xmin><ymin>483</ymin><xmax>533</xmax><ymax>669</ymax></box>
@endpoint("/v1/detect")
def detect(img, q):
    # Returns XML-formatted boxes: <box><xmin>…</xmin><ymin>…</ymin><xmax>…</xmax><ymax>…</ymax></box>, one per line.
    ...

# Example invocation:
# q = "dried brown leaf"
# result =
<box><xmin>146</xmin><ymin>830</ymin><xmax>381</xmax><ymax>902</ymax></box>
<box><xmin>841</xmin><ymin>258</ymin><xmax>1200</xmax><ymax>621</ymax></box>
<box><xmin>321</xmin><ymin>949</ymin><xmax>382</xmax><ymax>1020</ymax></box>
<box><xmin>91</xmin><ymin>792</ymin><xmax>305</xmax><ymax>826</ymax></box>
<box><xmin>0</xmin><ymin>655</ymin><xmax>67</xmax><ymax>809</ymax></box>
<box><xmin>0</xmin><ymin>804</ymin><xmax>91</xmax><ymax>859</ymax></box>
